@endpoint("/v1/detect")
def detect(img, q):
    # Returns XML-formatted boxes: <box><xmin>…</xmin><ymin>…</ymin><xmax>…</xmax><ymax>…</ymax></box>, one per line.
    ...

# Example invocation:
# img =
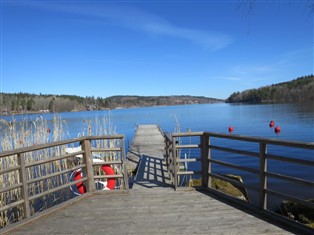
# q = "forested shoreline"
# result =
<box><xmin>0</xmin><ymin>93</ymin><xmax>222</xmax><ymax>114</ymax></box>
<box><xmin>1</xmin><ymin>75</ymin><xmax>312</xmax><ymax>115</ymax></box>
<box><xmin>226</xmin><ymin>75</ymin><xmax>314</xmax><ymax>103</ymax></box>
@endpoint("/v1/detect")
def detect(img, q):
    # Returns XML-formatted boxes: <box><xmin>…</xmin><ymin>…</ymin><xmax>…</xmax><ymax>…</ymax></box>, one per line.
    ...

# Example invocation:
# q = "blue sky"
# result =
<box><xmin>1</xmin><ymin>0</ymin><xmax>313</xmax><ymax>99</ymax></box>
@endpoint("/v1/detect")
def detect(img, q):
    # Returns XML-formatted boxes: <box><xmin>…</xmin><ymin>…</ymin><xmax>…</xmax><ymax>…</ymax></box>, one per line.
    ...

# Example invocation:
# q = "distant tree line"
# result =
<box><xmin>226</xmin><ymin>75</ymin><xmax>314</xmax><ymax>103</ymax></box>
<box><xmin>1</xmin><ymin>75</ymin><xmax>311</xmax><ymax>114</ymax></box>
<box><xmin>0</xmin><ymin>93</ymin><xmax>111</xmax><ymax>114</ymax></box>
<box><xmin>0</xmin><ymin>93</ymin><xmax>222</xmax><ymax>114</ymax></box>
<box><xmin>107</xmin><ymin>95</ymin><xmax>222</xmax><ymax>108</ymax></box>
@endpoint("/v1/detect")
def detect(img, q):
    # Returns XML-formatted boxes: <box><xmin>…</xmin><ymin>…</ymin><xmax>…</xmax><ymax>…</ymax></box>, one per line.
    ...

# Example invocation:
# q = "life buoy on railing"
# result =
<box><xmin>73</xmin><ymin>169</ymin><xmax>86</xmax><ymax>194</ymax></box>
<box><xmin>71</xmin><ymin>164</ymin><xmax>116</xmax><ymax>195</ymax></box>
<box><xmin>101</xmin><ymin>165</ymin><xmax>116</xmax><ymax>190</ymax></box>
<box><xmin>66</xmin><ymin>147</ymin><xmax>117</xmax><ymax>194</ymax></box>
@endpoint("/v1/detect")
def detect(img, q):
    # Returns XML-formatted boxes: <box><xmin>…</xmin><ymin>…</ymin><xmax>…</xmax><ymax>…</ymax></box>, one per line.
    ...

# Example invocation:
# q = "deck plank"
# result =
<box><xmin>7</xmin><ymin>188</ymin><xmax>291</xmax><ymax>235</ymax></box>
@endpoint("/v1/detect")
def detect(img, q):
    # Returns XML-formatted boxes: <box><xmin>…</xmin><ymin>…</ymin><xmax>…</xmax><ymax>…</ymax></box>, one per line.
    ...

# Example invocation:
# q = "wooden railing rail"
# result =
<box><xmin>0</xmin><ymin>135</ymin><xmax>128</xmax><ymax>229</ymax></box>
<box><xmin>166</xmin><ymin>131</ymin><xmax>314</xmax><ymax>212</ymax></box>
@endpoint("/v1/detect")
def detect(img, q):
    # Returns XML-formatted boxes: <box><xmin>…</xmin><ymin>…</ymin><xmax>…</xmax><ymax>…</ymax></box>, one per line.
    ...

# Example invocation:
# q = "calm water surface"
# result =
<box><xmin>3</xmin><ymin>103</ymin><xmax>313</xmax><ymax>142</ymax></box>
<box><xmin>1</xmin><ymin>103</ymin><xmax>313</xmax><ymax>207</ymax></box>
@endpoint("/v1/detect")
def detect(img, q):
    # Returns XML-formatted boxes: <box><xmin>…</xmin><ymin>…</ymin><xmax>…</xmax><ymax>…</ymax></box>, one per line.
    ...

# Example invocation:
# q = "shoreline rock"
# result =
<box><xmin>276</xmin><ymin>199</ymin><xmax>314</xmax><ymax>228</ymax></box>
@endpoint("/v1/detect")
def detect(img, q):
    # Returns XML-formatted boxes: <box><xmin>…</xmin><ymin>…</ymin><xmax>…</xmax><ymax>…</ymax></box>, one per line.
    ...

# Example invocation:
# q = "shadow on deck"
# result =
<box><xmin>130</xmin><ymin>154</ymin><xmax>171</xmax><ymax>189</ymax></box>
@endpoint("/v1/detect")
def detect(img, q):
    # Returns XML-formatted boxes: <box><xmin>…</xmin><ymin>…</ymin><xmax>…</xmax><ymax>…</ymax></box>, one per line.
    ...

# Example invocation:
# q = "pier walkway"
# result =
<box><xmin>128</xmin><ymin>124</ymin><xmax>170</xmax><ymax>189</ymax></box>
<box><xmin>2</xmin><ymin>124</ymin><xmax>306</xmax><ymax>234</ymax></box>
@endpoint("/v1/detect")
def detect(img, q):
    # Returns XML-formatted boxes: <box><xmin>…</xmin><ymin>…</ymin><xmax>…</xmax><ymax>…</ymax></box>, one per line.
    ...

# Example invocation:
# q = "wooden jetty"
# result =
<box><xmin>1</xmin><ymin>125</ymin><xmax>314</xmax><ymax>234</ymax></box>
<box><xmin>127</xmin><ymin>124</ymin><xmax>170</xmax><ymax>189</ymax></box>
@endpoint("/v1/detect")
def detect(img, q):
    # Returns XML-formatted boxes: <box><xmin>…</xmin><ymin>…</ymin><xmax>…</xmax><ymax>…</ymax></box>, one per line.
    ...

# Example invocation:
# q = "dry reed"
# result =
<box><xmin>79</xmin><ymin>116</ymin><xmax>122</xmax><ymax>187</ymax></box>
<box><xmin>0</xmin><ymin>112</ymin><xmax>118</xmax><ymax>228</ymax></box>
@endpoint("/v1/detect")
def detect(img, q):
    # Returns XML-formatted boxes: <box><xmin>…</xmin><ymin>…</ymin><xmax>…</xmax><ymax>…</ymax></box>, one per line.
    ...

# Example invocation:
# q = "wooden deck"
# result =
<box><xmin>6</xmin><ymin>188</ymin><xmax>292</xmax><ymax>235</ymax></box>
<box><xmin>1</xmin><ymin>125</ymin><xmax>300</xmax><ymax>234</ymax></box>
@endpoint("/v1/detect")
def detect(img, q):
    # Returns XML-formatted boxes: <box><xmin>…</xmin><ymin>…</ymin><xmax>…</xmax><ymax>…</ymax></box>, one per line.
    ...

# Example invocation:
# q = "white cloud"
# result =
<box><xmin>22</xmin><ymin>2</ymin><xmax>233</xmax><ymax>51</ymax></box>
<box><xmin>212</xmin><ymin>76</ymin><xmax>243</xmax><ymax>81</ymax></box>
<box><xmin>232</xmin><ymin>65</ymin><xmax>277</xmax><ymax>76</ymax></box>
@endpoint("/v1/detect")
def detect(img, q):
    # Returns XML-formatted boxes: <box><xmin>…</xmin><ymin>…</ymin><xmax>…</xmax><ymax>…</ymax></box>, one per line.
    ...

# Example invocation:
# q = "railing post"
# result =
<box><xmin>121</xmin><ymin>136</ymin><xmax>129</xmax><ymax>191</ymax></box>
<box><xmin>17</xmin><ymin>153</ymin><xmax>31</xmax><ymax>219</ymax></box>
<box><xmin>259</xmin><ymin>143</ymin><xmax>267</xmax><ymax>210</ymax></box>
<box><xmin>165</xmin><ymin>138</ymin><xmax>170</xmax><ymax>169</ymax></box>
<box><xmin>81</xmin><ymin>139</ymin><xmax>95</xmax><ymax>192</ymax></box>
<box><xmin>167</xmin><ymin>138</ymin><xmax>174</xmax><ymax>185</ymax></box>
<box><xmin>164</xmin><ymin>138</ymin><xmax>169</xmax><ymax>179</ymax></box>
<box><xmin>208</xmin><ymin>136</ymin><xmax>211</xmax><ymax>188</ymax></box>
<box><xmin>172</xmin><ymin>136</ymin><xmax>178</xmax><ymax>190</ymax></box>
<box><xmin>201</xmin><ymin>134</ymin><xmax>210</xmax><ymax>188</ymax></box>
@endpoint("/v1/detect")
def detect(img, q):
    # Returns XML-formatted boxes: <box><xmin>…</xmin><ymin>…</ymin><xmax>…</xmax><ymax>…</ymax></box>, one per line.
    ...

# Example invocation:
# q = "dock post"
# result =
<box><xmin>121</xmin><ymin>136</ymin><xmax>129</xmax><ymax>191</ymax></box>
<box><xmin>259</xmin><ymin>143</ymin><xmax>267</xmax><ymax>210</ymax></box>
<box><xmin>81</xmin><ymin>139</ymin><xmax>95</xmax><ymax>192</ymax></box>
<box><xmin>18</xmin><ymin>153</ymin><xmax>31</xmax><ymax>219</ymax></box>
<box><xmin>201</xmin><ymin>133</ymin><xmax>210</xmax><ymax>189</ymax></box>
<box><xmin>172</xmin><ymin>135</ymin><xmax>178</xmax><ymax>190</ymax></box>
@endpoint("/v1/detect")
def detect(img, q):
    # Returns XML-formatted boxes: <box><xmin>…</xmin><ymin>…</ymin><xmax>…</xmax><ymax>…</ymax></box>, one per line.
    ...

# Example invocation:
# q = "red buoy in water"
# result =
<box><xmin>228</xmin><ymin>126</ymin><xmax>234</xmax><ymax>133</ymax></box>
<box><xmin>269</xmin><ymin>120</ymin><xmax>275</xmax><ymax>128</ymax></box>
<box><xmin>274</xmin><ymin>126</ymin><xmax>281</xmax><ymax>134</ymax></box>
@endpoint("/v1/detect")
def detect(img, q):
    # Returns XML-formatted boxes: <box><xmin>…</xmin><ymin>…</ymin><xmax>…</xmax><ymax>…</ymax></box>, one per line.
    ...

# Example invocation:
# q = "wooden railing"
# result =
<box><xmin>164</xmin><ymin>131</ymin><xmax>314</xmax><ymax>212</ymax></box>
<box><xmin>0</xmin><ymin>135</ymin><xmax>128</xmax><ymax>228</ymax></box>
<box><xmin>2</xmin><ymin>130</ymin><xmax>313</xmax><ymax>230</ymax></box>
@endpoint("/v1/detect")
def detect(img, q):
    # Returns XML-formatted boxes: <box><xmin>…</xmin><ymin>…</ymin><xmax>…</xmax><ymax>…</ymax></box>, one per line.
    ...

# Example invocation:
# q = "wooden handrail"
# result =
<box><xmin>0</xmin><ymin>135</ymin><xmax>124</xmax><ymax>158</ymax></box>
<box><xmin>1</xmin><ymin>129</ymin><xmax>312</xmax><ymax>231</ymax></box>
<box><xmin>0</xmin><ymin>135</ymin><xmax>128</xmax><ymax>228</ymax></box>
<box><xmin>166</xmin><ymin>131</ymin><xmax>314</xmax><ymax>213</ymax></box>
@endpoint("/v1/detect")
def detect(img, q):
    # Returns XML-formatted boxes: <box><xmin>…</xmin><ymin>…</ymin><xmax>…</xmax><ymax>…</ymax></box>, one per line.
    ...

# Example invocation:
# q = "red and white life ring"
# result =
<box><xmin>101</xmin><ymin>165</ymin><xmax>116</xmax><ymax>190</ymax></box>
<box><xmin>73</xmin><ymin>169</ymin><xmax>86</xmax><ymax>194</ymax></box>
<box><xmin>73</xmin><ymin>164</ymin><xmax>116</xmax><ymax>194</ymax></box>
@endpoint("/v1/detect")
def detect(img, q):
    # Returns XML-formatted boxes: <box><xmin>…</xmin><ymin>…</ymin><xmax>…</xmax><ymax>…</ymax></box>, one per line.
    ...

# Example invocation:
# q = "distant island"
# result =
<box><xmin>0</xmin><ymin>75</ymin><xmax>312</xmax><ymax>115</ymax></box>
<box><xmin>226</xmin><ymin>75</ymin><xmax>314</xmax><ymax>103</ymax></box>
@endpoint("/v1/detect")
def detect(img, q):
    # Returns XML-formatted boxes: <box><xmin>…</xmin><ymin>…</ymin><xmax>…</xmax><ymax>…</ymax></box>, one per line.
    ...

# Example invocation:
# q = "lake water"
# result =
<box><xmin>1</xmin><ymin>103</ymin><xmax>313</xmax><ymax>208</ymax></box>
<box><xmin>3</xmin><ymin>103</ymin><xmax>313</xmax><ymax>142</ymax></box>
